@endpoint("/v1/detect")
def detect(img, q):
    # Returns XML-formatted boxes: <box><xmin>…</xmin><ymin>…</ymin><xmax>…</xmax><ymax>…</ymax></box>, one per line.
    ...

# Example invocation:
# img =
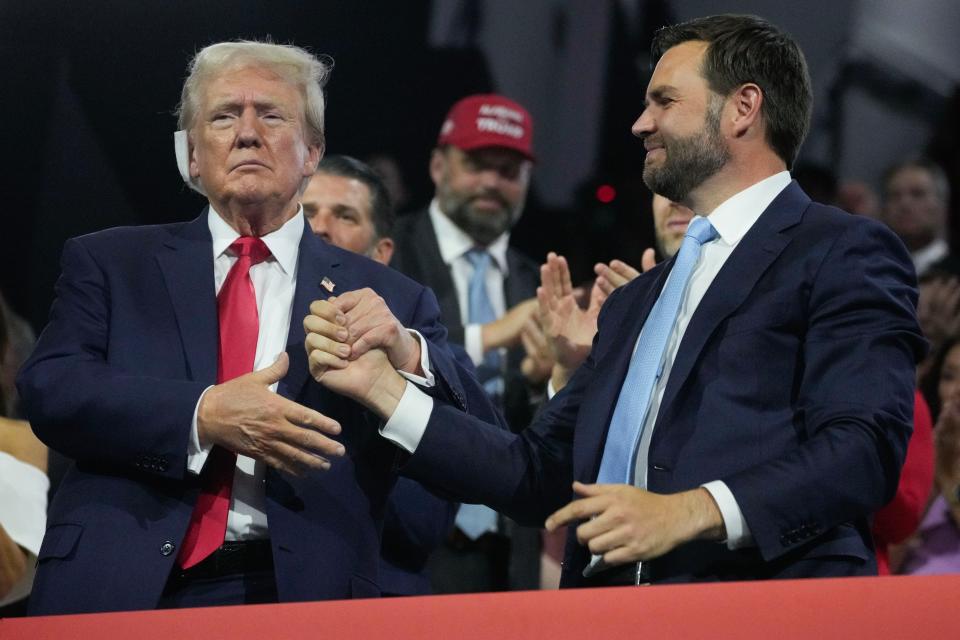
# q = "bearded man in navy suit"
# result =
<box><xmin>18</xmin><ymin>41</ymin><xmax>492</xmax><ymax>614</ymax></box>
<box><xmin>306</xmin><ymin>14</ymin><xmax>926</xmax><ymax>587</ymax></box>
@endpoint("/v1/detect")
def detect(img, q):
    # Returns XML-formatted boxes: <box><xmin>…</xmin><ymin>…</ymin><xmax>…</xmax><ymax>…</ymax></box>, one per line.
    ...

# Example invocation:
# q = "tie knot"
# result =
<box><xmin>465</xmin><ymin>248</ymin><xmax>493</xmax><ymax>271</ymax></box>
<box><xmin>685</xmin><ymin>217</ymin><xmax>719</xmax><ymax>245</ymax></box>
<box><xmin>230</xmin><ymin>236</ymin><xmax>271</xmax><ymax>265</ymax></box>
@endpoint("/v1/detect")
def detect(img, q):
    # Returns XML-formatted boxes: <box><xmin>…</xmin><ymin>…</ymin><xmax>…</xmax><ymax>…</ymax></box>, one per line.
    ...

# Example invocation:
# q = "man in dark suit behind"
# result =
<box><xmin>307</xmin><ymin>14</ymin><xmax>926</xmax><ymax>586</ymax></box>
<box><xmin>390</xmin><ymin>94</ymin><xmax>545</xmax><ymax>591</ymax></box>
<box><xmin>17</xmin><ymin>41</ymin><xmax>490</xmax><ymax>615</ymax></box>
<box><xmin>302</xmin><ymin>155</ymin><xmax>465</xmax><ymax>596</ymax></box>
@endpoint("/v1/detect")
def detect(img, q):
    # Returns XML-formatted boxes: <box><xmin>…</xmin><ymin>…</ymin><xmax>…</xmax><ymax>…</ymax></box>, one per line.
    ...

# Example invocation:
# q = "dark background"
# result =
<box><xmin>2</xmin><ymin>0</ymin><xmax>956</xmax><ymax>331</ymax></box>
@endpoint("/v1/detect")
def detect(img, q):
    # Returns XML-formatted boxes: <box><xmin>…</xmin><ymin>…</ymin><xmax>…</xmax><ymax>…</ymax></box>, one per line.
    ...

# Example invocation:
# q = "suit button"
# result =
<box><xmin>160</xmin><ymin>541</ymin><xmax>175</xmax><ymax>556</ymax></box>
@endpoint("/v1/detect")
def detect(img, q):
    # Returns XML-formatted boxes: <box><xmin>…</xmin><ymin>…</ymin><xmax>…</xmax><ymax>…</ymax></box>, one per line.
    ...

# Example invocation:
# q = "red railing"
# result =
<box><xmin>2</xmin><ymin>575</ymin><xmax>955</xmax><ymax>639</ymax></box>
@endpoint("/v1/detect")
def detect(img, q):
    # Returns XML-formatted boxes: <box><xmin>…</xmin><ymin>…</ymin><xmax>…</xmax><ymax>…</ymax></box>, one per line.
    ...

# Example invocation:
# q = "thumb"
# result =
<box><xmin>252</xmin><ymin>352</ymin><xmax>290</xmax><ymax>385</ymax></box>
<box><xmin>641</xmin><ymin>248</ymin><xmax>657</xmax><ymax>273</ymax></box>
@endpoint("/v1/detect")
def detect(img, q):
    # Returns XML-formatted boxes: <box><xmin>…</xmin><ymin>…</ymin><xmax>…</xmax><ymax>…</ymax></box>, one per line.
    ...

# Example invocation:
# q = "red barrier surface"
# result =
<box><xmin>1</xmin><ymin>575</ymin><xmax>956</xmax><ymax>640</ymax></box>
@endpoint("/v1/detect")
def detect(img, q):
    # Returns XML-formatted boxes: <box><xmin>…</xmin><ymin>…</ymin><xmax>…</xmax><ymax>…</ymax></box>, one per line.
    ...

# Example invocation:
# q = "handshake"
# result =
<box><xmin>302</xmin><ymin>287</ymin><xmax>420</xmax><ymax>420</ymax></box>
<box><xmin>195</xmin><ymin>288</ymin><xmax>418</xmax><ymax>478</ymax></box>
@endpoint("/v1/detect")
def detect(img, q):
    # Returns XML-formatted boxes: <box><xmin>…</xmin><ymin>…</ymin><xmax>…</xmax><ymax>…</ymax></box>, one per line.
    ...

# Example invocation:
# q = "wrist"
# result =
<box><xmin>687</xmin><ymin>488</ymin><xmax>726</xmax><ymax>543</ymax></box>
<box><xmin>366</xmin><ymin>368</ymin><xmax>407</xmax><ymax>420</ymax></box>
<box><xmin>392</xmin><ymin>330</ymin><xmax>424</xmax><ymax>376</ymax></box>
<box><xmin>196</xmin><ymin>387</ymin><xmax>220</xmax><ymax>448</ymax></box>
<box><xmin>481</xmin><ymin>321</ymin><xmax>502</xmax><ymax>352</ymax></box>
<box><xmin>551</xmin><ymin>365</ymin><xmax>574</xmax><ymax>393</ymax></box>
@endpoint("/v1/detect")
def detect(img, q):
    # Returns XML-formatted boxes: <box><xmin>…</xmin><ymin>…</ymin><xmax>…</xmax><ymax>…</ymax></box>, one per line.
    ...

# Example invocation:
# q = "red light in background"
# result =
<box><xmin>596</xmin><ymin>184</ymin><xmax>616</xmax><ymax>204</ymax></box>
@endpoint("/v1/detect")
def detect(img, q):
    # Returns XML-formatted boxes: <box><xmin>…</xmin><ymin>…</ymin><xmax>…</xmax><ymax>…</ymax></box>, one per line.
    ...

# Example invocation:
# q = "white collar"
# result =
<box><xmin>428</xmin><ymin>199</ymin><xmax>510</xmax><ymax>273</ymax></box>
<box><xmin>701</xmin><ymin>171</ymin><xmax>792</xmax><ymax>247</ymax></box>
<box><xmin>207</xmin><ymin>206</ymin><xmax>303</xmax><ymax>275</ymax></box>
<box><xmin>912</xmin><ymin>238</ymin><xmax>950</xmax><ymax>276</ymax></box>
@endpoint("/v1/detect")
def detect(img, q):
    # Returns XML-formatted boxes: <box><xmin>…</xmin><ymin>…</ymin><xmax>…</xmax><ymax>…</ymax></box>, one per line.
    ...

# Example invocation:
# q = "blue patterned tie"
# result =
<box><xmin>456</xmin><ymin>247</ymin><xmax>503</xmax><ymax>539</ymax></box>
<box><xmin>596</xmin><ymin>216</ymin><xmax>719</xmax><ymax>486</ymax></box>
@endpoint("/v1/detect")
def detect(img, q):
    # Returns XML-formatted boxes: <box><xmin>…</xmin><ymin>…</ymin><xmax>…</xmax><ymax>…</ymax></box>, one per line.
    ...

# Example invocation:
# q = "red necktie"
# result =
<box><xmin>178</xmin><ymin>236</ymin><xmax>272</xmax><ymax>569</ymax></box>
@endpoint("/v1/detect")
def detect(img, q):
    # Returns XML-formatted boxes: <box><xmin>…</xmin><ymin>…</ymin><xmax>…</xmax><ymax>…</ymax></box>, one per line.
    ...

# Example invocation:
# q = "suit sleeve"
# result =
<box><xmin>402</xmin><ymin>285</ymin><xmax>507</xmax><ymax>430</ymax></box>
<box><xmin>872</xmin><ymin>390</ymin><xmax>935</xmax><ymax>545</ymax></box>
<box><xmin>379</xmin><ymin>334</ymin><xmax>503</xmax><ymax>567</ymax></box>
<box><xmin>16</xmin><ymin>238</ymin><xmax>205</xmax><ymax>479</ymax></box>
<box><xmin>723</xmin><ymin>220</ymin><xmax>927</xmax><ymax>562</ymax></box>
<box><xmin>397</xmin><ymin>285</ymin><xmax>633</xmax><ymax>526</ymax></box>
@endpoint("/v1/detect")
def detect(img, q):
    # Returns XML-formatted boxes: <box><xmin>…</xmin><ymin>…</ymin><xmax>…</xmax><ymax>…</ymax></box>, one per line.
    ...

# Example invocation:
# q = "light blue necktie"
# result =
<box><xmin>596</xmin><ymin>216</ymin><xmax>719</xmax><ymax>485</ymax></box>
<box><xmin>585</xmin><ymin>216</ymin><xmax>718</xmax><ymax>576</ymax></box>
<box><xmin>465</xmin><ymin>248</ymin><xmax>504</xmax><ymax>398</ymax></box>
<box><xmin>456</xmin><ymin>247</ymin><xmax>503</xmax><ymax>540</ymax></box>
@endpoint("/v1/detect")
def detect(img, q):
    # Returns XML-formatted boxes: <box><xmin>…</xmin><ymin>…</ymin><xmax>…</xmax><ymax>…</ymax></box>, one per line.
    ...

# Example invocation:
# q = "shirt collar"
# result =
<box><xmin>912</xmin><ymin>238</ymin><xmax>949</xmax><ymax>276</ymax></box>
<box><xmin>428</xmin><ymin>198</ymin><xmax>510</xmax><ymax>274</ymax></box>
<box><xmin>207</xmin><ymin>206</ymin><xmax>303</xmax><ymax>275</ymax></box>
<box><xmin>701</xmin><ymin>171</ymin><xmax>792</xmax><ymax>247</ymax></box>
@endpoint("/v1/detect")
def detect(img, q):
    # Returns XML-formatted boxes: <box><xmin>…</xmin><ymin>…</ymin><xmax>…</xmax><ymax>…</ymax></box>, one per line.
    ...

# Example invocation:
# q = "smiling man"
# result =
<box><xmin>306</xmin><ymin>14</ymin><xmax>925</xmax><ymax>587</ymax></box>
<box><xmin>18</xmin><ymin>41</ymin><xmax>488</xmax><ymax>614</ymax></box>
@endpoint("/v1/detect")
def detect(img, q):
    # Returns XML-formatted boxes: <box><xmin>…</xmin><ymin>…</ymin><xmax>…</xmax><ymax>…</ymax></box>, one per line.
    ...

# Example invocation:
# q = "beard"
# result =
<box><xmin>643</xmin><ymin>96</ymin><xmax>730</xmax><ymax>203</ymax></box>
<box><xmin>437</xmin><ymin>186</ymin><xmax>522</xmax><ymax>247</ymax></box>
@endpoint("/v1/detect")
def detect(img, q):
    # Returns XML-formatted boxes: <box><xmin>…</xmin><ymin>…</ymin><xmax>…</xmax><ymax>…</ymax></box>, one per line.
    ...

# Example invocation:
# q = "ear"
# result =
<box><xmin>303</xmin><ymin>142</ymin><xmax>323</xmax><ymax>178</ymax></box>
<box><xmin>428</xmin><ymin>148</ymin><xmax>446</xmax><ymax>188</ymax></box>
<box><xmin>729</xmin><ymin>83</ymin><xmax>763</xmax><ymax>138</ymax></box>
<box><xmin>372</xmin><ymin>237</ymin><xmax>394</xmax><ymax>266</ymax></box>
<box><xmin>188</xmin><ymin>131</ymin><xmax>200</xmax><ymax>178</ymax></box>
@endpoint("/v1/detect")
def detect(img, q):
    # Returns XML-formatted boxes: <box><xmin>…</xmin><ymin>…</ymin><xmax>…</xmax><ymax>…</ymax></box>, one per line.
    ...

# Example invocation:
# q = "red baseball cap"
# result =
<box><xmin>437</xmin><ymin>94</ymin><xmax>535</xmax><ymax>161</ymax></box>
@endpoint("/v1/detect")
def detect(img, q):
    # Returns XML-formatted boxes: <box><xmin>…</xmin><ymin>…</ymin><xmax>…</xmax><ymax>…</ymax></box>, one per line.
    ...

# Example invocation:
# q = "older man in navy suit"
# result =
<box><xmin>18</xmin><ymin>41</ymin><xmax>491</xmax><ymax>615</ymax></box>
<box><xmin>307</xmin><ymin>14</ymin><xmax>926</xmax><ymax>586</ymax></box>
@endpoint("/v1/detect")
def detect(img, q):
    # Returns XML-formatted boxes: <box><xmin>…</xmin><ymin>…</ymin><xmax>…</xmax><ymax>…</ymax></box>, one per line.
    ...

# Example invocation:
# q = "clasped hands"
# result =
<box><xmin>196</xmin><ymin>289</ymin><xmax>410</xmax><ymax>477</ymax></box>
<box><xmin>302</xmin><ymin>288</ymin><xmax>414</xmax><ymax>417</ymax></box>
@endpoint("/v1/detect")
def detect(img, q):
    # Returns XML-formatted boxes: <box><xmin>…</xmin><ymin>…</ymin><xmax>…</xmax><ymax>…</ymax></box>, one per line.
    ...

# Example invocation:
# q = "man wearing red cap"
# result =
<box><xmin>390</xmin><ymin>94</ymin><xmax>546</xmax><ymax>593</ymax></box>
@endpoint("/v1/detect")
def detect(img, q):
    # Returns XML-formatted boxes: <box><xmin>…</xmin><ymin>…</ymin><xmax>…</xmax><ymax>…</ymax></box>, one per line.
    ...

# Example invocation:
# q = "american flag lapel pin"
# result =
<box><xmin>321</xmin><ymin>276</ymin><xmax>336</xmax><ymax>293</ymax></box>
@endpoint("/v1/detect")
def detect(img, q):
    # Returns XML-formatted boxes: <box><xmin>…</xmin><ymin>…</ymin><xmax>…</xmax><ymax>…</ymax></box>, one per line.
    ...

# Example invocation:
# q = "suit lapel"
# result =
<box><xmin>156</xmin><ymin>212</ymin><xmax>218</xmax><ymax>385</ymax></box>
<box><xmin>415</xmin><ymin>212</ymin><xmax>463</xmax><ymax>342</ymax></box>
<box><xmin>652</xmin><ymin>182</ymin><xmax>808</xmax><ymax>431</ymax></box>
<box><xmin>504</xmin><ymin>249</ymin><xmax>537</xmax><ymax>308</ymax></box>
<box><xmin>279</xmin><ymin>228</ymin><xmax>353</xmax><ymax>401</ymax></box>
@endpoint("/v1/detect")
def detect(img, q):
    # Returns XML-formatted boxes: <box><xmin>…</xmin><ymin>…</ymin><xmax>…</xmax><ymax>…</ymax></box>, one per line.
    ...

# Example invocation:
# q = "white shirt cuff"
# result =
<box><xmin>0</xmin><ymin>451</ymin><xmax>48</xmax><ymax>556</ymax></box>
<box><xmin>399</xmin><ymin>329</ymin><xmax>435</xmax><ymax>388</ymax></box>
<box><xmin>702</xmin><ymin>480</ymin><xmax>754</xmax><ymax>549</ymax></box>
<box><xmin>464</xmin><ymin>323</ymin><xmax>485</xmax><ymax>366</ymax></box>
<box><xmin>187</xmin><ymin>385</ymin><xmax>216</xmax><ymax>474</ymax></box>
<box><xmin>546</xmin><ymin>378</ymin><xmax>557</xmax><ymax>400</ymax></box>
<box><xmin>379</xmin><ymin>380</ymin><xmax>434</xmax><ymax>453</ymax></box>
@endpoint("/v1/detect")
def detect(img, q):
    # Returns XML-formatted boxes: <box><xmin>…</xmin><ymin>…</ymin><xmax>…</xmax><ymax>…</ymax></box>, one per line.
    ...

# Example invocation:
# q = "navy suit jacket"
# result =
<box><xmin>402</xmin><ymin>183</ymin><xmax>927</xmax><ymax>585</ymax></box>
<box><xmin>17</xmin><ymin>212</ymin><xmax>490</xmax><ymax>614</ymax></box>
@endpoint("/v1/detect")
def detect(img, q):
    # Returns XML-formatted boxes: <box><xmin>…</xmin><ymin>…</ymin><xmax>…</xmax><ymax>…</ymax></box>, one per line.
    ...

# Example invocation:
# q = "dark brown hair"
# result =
<box><xmin>652</xmin><ymin>14</ymin><xmax>812</xmax><ymax>169</ymax></box>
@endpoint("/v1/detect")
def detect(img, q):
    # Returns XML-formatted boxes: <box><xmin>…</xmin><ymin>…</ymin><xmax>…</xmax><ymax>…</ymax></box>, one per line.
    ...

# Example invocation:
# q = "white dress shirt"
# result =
<box><xmin>0</xmin><ymin>451</ymin><xmax>48</xmax><ymax>606</ymax></box>
<box><xmin>187</xmin><ymin>208</ymin><xmax>434</xmax><ymax>541</ymax></box>
<box><xmin>383</xmin><ymin>172</ymin><xmax>794</xmax><ymax>549</ymax></box>
<box><xmin>186</xmin><ymin>208</ymin><xmax>304</xmax><ymax>541</ymax></box>
<box><xmin>428</xmin><ymin>199</ymin><xmax>510</xmax><ymax>365</ymax></box>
